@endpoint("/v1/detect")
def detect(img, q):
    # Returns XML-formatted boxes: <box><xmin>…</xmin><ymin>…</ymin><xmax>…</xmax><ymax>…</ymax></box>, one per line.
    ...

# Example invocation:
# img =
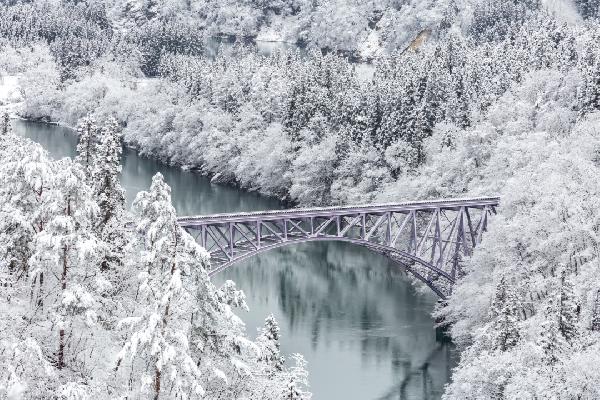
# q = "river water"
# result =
<box><xmin>13</xmin><ymin>119</ymin><xmax>456</xmax><ymax>400</ymax></box>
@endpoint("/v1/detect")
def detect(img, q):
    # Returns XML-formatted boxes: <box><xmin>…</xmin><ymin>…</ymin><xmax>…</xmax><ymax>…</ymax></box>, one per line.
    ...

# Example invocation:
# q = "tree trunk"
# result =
<box><xmin>58</xmin><ymin>198</ymin><xmax>71</xmax><ymax>369</ymax></box>
<box><xmin>154</xmin><ymin>368</ymin><xmax>161</xmax><ymax>400</ymax></box>
<box><xmin>58</xmin><ymin>244</ymin><xmax>68</xmax><ymax>369</ymax></box>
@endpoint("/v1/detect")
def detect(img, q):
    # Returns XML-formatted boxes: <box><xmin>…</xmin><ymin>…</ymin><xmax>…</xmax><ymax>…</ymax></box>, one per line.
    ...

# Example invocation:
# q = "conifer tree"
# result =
<box><xmin>116</xmin><ymin>173</ymin><xmax>253</xmax><ymax>399</ymax></box>
<box><xmin>282</xmin><ymin>354</ymin><xmax>311</xmax><ymax>400</ymax></box>
<box><xmin>0</xmin><ymin>141</ymin><xmax>53</xmax><ymax>275</ymax></box>
<box><xmin>592</xmin><ymin>290</ymin><xmax>600</xmax><ymax>331</ymax></box>
<box><xmin>558</xmin><ymin>271</ymin><xmax>578</xmax><ymax>343</ymax></box>
<box><xmin>115</xmin><ymin>173</ymin><xmax>204</xmax><ymax>398</ymax></box>
<box><xmin>538</xmin><ymin>299</ymin><xmax>564</xmax><ymax>366</ymax></box>
<box><xmin>75</xmin><ymin>116</ymin><xmax>100</xmax><ymax>182</ymax></box>
<box><xmin>29</xmin><ymin>160</ymin><xmax>101</xmax><ymax>370</ymax></box>
<box><xmin>1</xmin><ymin>112</ymin><xmax>10</xmax><ymax>136</ymax></box>
<box><xmin>490</xmin><ymin>277</ymin><xmax>521</xmax><ymax>352</ymax></box>
<box><xmin>257</xmin><ymin>314</ymin><xmax>285</xmax><ymax>374</ymax></box>
<box><xmin>94</xmin><ymin>117</ymin><xmax>125</xmax><ymax>227</ymax></box>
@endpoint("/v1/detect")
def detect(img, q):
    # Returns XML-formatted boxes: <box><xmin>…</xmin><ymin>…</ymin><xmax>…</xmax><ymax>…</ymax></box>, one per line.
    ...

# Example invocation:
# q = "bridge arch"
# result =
<box><xmin>206</xmin><ymin>237</ymin><xmax>454</xmax><ymax>298</ymax></box>
<box><xmin>179</xmin><ymin>197</ymin><xmax>499</xmax><ymax>299</ymax></box>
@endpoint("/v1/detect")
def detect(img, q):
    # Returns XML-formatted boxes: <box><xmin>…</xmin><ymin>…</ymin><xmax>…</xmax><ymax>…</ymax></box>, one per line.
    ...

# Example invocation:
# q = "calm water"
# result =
<box><xmin>14</xmin><ymin>119</ymin><xmax>456</xmax><ymax>400</ymax></box>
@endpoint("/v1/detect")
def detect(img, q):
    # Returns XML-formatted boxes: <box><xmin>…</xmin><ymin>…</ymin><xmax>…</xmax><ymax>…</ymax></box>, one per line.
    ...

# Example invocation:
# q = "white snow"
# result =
<box><xmin>358</xmin><ymin>30</ymin><xmax>383</xmax><ymax>60</ymax></box>
<box><xmin>542</xmin><ymin>0</ymin><xmax>583</xmax><ymax>24</ymax></box>
<box><xmin>0</xmin><ymin>75</ymin><xmax>23</xmax><ymax>115</ymax></box>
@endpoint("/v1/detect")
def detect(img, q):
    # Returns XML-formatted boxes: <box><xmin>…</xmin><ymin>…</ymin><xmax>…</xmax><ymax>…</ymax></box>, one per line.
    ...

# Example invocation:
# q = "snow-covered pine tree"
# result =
<box><xmin>575</xmin><ymin>0</ymin><xmax>600</xmax><ymax>19</ymax></box>
<box><xmin>282</xmin><ymin>354</ymin><xmax>311</xmax><ymax>400</ymax></box>
<box><xmin>558</xmin><ymin>270</ymin><xmax>578</xmax><ymax>343</ymax></box>
<box><xmin>256</xmin><ymin>314</ymin><xmax>285</xmax><ymax>374</ymax></box>
<box><xmin>75</xmin><ymin>116</ymin><xmax>100</xmax><ymax>182</ymax></box>
<box><xmin>1</xmin><ymin>112</ymin><xmax>10</xmax><ymax>136</ymax></box>
<box><xmin>29</xmin><ymin>159</ymin><xmax>101</xmax><ymax>371</ymax></box>
<box><xmin>578</xmin><ymin>36</ymin><xmax>600</xmax><ymax>117</ymax></box>
<box><xmin>115</xmin><ymin>173</ymin><xmax>259</xmax><ymax>399</ymax></box>
<box><xmin>490</xmin><ymin>277</ymin><xmax>521</xmax><ymax>352</ymax></box>
<box><xmin>115</xmin><ymin>172</ymin><xmax>205</xmax><ymax>398</ymax></box>
<box><xmin>592</xmin><ymin>290</ymin><xmax>600</xmax><ymax>331</ymax></box>
<box><xmin>536</xmin><ymin>272</ymin><xmax>579</xmax><ymax>366</ymax></box>
<box><xmin>88</xmin><ymin>117</ymin><xmax>128</xmax><ymax>272</ymax></box>
<box><xmin>0</xmin><ymin>140</ymin><xmax>53</xmax><ymax>275</ymax></box>
<box><xmin>94</xmin><ymin>117</ymin><xmax>125</xmax><ymax>227</ymax></box>
<box><xmin>538</xmin><ymin>299</ymin><xmax>564</xmax><ymax>366</ymax></box>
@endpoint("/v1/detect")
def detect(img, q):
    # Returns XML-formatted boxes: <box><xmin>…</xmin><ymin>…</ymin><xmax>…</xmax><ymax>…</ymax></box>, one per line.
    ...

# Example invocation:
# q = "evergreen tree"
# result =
<box><xmin>592</xmin><ymin>290</ymin><xmax>600</xmax><ymax>331</ymax></box>
<box><xmin>0</xmin><ymin>140</ymin><xmax>53</xmax><ymax>275</ymax></box>
<box><xmin>575</xmin><ymin>0</ymin><xmax>600</xmax><ymax>19</ymax></box>
<box><xmin>116</xmin><ymin>173</ymin><xmax>253</xmax><ymax>399</ymax></box>
<box><xmin>94</xmin><ymin>117</ymin><xmax>125</xmax><ymax>227</ymax></box>
<box><xmin>257</xmin><ymin>314</ymin><xmax>285</xmax><ymax>374</ymax></box>
<box><xmin>115</xmin><ymin>173</ymin><xmax>204</xmax><ymax>398</ymax></box>
<box><xmin>537</xmin><ymin>272</ymin><xmax>578</xmax><ymax>367</ymax></box>
<box><xmin>538</xmin><ymin>299</ymin><xmax>564</xmax><ymax>366</ymax></box>
<box><xmin>29</xmin><ymin>160</ymin><xmax>101</xmax><ymax>370</ymax></box>
<box><xmin>282</xmin><ymin>354</ymin><xmax>311</xmax><ymax>400</ymax></box>
<box><xmin>1</xmin><ymin>113</ymin><xmax>10</xmax><ymax>136</ymax></box>
<box><xmin>558</xmin><ymin>271</ymin><xmax>578</xmax><ymax>343</ymax></box>
<box><xmin>75</xmin><ymin>116</ymin><xmax>100</xmax><ymax>182</ymax></box>
<box><xmin>490</xmin><ymin>277</ymin><xmax>521</xmax><ymax>352</ymax></box>
<box><xmin>578</xmin><ymin>42</ymin><xmax>600</xmax><ymax>117</ymax></box>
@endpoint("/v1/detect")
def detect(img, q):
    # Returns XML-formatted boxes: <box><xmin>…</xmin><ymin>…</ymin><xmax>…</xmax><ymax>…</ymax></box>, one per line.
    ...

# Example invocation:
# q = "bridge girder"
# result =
<box><xmin>178</xmin><ymin>197</ymin><xmax>499</xmax><ymax>298</ymax></box>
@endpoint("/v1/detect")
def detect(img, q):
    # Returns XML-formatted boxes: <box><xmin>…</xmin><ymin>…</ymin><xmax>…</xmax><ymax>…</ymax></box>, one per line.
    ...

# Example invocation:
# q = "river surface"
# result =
<box><xmin>13</xmin><ymin>119</ymin><xmax>457</xmax><ymax>400</ymax></box>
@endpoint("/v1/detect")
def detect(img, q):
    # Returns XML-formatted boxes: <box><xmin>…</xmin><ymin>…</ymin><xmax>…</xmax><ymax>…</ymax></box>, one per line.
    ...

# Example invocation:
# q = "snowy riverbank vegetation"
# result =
<box><xmin>0</xmin><ymin>116</ymin><xmax>311</xmax><ymax>399</ymax></box>
<box><xmin>1</xmin><ymin>0</ymin><xmax>600</xmax><ymax>398</ymax></box>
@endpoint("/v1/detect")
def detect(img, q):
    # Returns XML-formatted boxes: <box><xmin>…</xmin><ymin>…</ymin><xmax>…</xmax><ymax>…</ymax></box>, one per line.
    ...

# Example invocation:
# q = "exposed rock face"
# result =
<box><xmin>408</xmin><ymin>28</ymin><xmax>432</xmax><ymax>51</ymax></box>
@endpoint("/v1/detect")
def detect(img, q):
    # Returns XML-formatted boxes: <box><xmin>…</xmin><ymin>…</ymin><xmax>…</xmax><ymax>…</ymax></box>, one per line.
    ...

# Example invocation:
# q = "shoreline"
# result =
<box><xmin>13</xmin><ymin>116</ymin><xmax>297</xmax><ymax>209</ymax></box>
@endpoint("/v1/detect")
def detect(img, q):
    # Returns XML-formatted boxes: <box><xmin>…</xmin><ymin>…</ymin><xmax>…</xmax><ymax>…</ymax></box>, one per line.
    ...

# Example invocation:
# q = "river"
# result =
<box><xmin>13</xmin><ymin>119</ymin><xmax>457</xmax><ymax>400</ymax></box>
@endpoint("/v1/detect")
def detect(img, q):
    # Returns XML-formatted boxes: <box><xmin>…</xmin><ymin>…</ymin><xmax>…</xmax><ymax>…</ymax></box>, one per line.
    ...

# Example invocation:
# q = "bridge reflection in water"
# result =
<box><xmin>179</xmin><ymin>197</ymin><xmax>499</xmax><ymax>298</ymax></box>
<box><xmin>212</xmin><ymin>240</ymin><xmax>459</xmax><ymax>400</ymax></box>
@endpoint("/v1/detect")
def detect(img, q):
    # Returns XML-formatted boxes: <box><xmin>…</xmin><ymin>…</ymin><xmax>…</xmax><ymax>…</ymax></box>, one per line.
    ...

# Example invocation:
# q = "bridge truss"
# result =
<box><xmin>178</xmin><ymin>197</ymin><xmax>499</xmax><ymax>298</ymax></box>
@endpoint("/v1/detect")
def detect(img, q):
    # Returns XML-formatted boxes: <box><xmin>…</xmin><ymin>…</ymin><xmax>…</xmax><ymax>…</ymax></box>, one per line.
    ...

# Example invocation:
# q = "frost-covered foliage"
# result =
<box><xmin>3</xmin><ymin>1</ymin><xmax>600</xmax><ymax>398</ymax></box>
<box><xmin>0</xmin><ymin>119</ymin><xmax>310</xmax><ymax>398</ymax></box>
<box><xmin>106</xmin><ymin>0</ymin><xmax>453</xmax><ymax>56</ymax></box>
<box><xmin>378</xmin><ymin>60</ymin><xmax>600</xmax><ymax>400</ymax></box>
<box><xmin>10</xmin><ymin>8</ymin><xmax>600</xmax><ymax>208</ymax></box>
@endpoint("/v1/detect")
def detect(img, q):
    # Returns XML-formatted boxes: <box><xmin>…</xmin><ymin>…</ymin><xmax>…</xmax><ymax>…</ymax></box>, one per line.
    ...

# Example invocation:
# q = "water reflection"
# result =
<box><xmin>13</xmin><ymin>119</ymin><xmax>456</xmax><ymax>399</ymax></box>
<box><xmin>214</xmin><ymin>242</ymin><xmax>456</xmax><ymax>400</ymax></box>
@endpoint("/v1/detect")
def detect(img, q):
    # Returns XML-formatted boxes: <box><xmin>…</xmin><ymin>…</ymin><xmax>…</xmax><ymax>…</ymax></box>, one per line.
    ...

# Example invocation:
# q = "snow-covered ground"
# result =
<box><xmin>0</xmin><ymin>75</ymin><xmax>23</xmax><ymax>115</ymax></box>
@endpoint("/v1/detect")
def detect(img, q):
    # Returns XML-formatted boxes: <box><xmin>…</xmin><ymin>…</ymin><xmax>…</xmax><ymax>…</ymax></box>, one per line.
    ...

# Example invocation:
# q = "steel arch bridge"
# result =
<box><xmin>178</xmin><ymin>197</ymin><xmax>499</xmax><ymax>299</ymax></box>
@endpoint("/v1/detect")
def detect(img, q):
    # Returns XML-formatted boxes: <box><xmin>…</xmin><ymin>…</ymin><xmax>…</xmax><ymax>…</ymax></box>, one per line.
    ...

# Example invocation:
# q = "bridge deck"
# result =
<box><xmin>178</xmin><ymin>196</ymin><xmax>500</xmax><ymax>225</ymax></box>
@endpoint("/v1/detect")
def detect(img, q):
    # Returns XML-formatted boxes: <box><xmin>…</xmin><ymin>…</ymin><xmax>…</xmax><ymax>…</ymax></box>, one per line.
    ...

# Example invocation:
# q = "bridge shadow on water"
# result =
<box><xmin>213</xmin><ymin>240</ymin><xmax>458</xmax><ymax>400</ymax></box>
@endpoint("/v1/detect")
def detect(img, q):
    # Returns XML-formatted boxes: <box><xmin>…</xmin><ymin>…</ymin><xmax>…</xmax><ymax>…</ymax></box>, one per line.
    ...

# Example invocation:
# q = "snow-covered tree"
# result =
<box><xmin>282</xmin><ymin>354</ymin><xmax>311</xmax><ymax>400</ymax></box>
<box><xmin>558</xmin><ymin>271</ymin><xmax>578</xmax><ymax>344</ymax></box>
<box><xmin>115</xmin><ymin>173</ymin><xmax>206</xmax><ymax>398</ymax></box>
<box><xmin>256</xmin><ymin>314</ymin><xmax>285</xmax><ymax>374</ymax></box>
<box><xmin>116</xmin><ymin>173</ymin><xmax>258</xmax><ymax>398</ymax></box>
<box><xmin>592</xmin><ymin>290</ymin><xmax>600</xmax><ymax>331</ymax></box>
<box><xmin>490</xmin><ymin>277</ymin><xmax>521</xmax><ymax>352</ymax></box>
<box><xmin>94</xmin><ymin>117</ymin><xmax>125</xmax><ymax>227</ymax></box>
<box><xmin>538</xmin><ymin>300</ymin><xmax>565</xmax><ymax>366</ymax></box>
<box><xmin>29</xmin><ymin>159</ymin><xmax>101</xmax><ymax>370</ymax></box>
<box><xmin>0</xmin><ymin>139</ymin><xmax>53</xmax><ymax>276</ymax></box>
<box><xmin>75</xmin><ymin>116</ymin><xmax>100</xmax><ymax>182</ymax></box>
<box><xmin>0</xmin><ymin>337</ymin><xmax>56</xmax><ymax>399</ymax></box>
<box><xmin>1</xmin><ymin>113</ymin><xmax>10</xmax><ymax>136</ymax></box>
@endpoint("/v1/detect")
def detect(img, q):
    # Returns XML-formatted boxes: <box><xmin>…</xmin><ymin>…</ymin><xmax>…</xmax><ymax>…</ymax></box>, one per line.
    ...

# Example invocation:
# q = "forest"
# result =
<box><xmin>1</xmin><ymin>0</ymin><xmax>600</xmax><ymax>398</ymax></box>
